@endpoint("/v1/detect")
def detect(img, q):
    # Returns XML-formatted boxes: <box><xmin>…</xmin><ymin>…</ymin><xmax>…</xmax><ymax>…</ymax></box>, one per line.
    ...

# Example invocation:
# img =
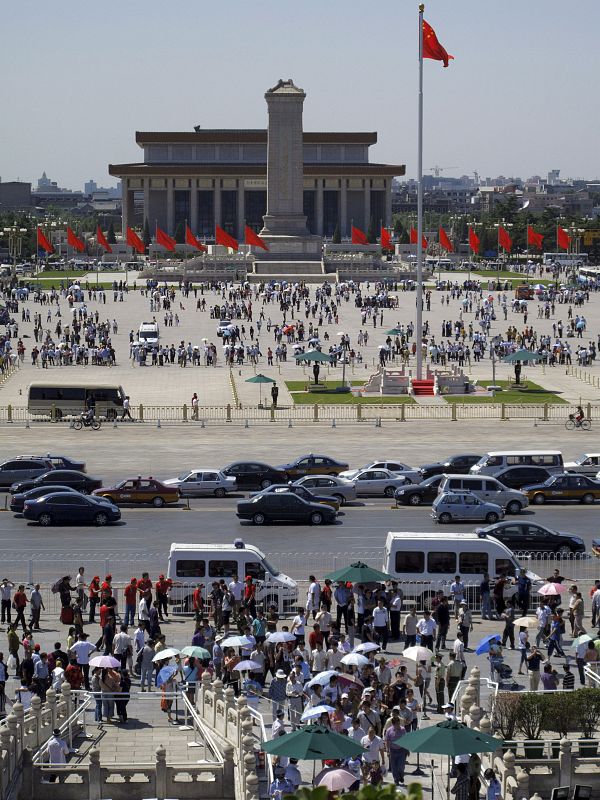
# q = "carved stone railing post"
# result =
<box><xmin>45</xmin><ymin>688</ymin><xmax>57</xmax><ymax>731</ymax></box>
<box><xmin>460</xmin><ymin>686</ymin><xmax>475</xmax><ymax>720</ymax></box>
<box><xmin>501</xmin><ymin>750</ymin><xmax>516</xmax><ymax>798</ymax></box>
<box><xmin>61</xmin><ymin>683</ymin><xmax>73</xmax><ymax>721</ymax></box>
<box><xmin>514</xmin><ymin>769</ymin><xmax>530</xmax><ymax>800</ymax></box>
<box><xmin>156</xmin><ymin>745</ymin><xmax>167</xmax><ymax>799</ymax></box>
<box><xmin>468</xmin><ymin>666</ymin><xmax>481</xmax><ymax>706</ymax></box>
<box><xmin>12</xmin><ymin>702</ymin><xmax>24</xmax><ymax>753</ymax></box>
<box><xmin>222</xmin><ymin>742</ymin><xmax>235</xmax><ymax>797</ymax></box>
<box><xmin>30</xmin><ymin>696</ymin><xmax>42</xmax><ymax>750</ymax></box>
<box><xmin>19</xmin><ymin>747</ymin><xmax>33</xmax><ymax>799</ymax></box>
<box><xmin>88</xmin><ymin>747</ymin><xmax>102</xmax><ymax>800</ymax></box>
<box><xmin>558</xmin><ymin>738</ymin><xmax>572</xmax><ymax>786</ymax></box>
<box><xmin>469</xmin><ymin>704</ymin><xmax>483</xmax><ymax>730</ymax></box>
<box><xmin>246</xmin><ymin>771</ymin><xmax>259</xmax><ymax>800</ymax></box>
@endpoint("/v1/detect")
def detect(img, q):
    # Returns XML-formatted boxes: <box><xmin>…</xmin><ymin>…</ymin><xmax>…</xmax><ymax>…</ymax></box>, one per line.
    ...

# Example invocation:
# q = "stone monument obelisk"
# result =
<box><xmin>259</xmin><ymin>79</ymin><xmax>321</xmax><ymax>257</ymax></box>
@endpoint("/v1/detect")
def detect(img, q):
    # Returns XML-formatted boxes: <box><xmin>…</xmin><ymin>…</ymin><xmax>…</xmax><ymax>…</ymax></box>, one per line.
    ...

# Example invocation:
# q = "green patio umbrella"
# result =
<box><xmin>325</xmin><ymin>561</ymin><xmax>393</xmax><ymax>584</ymax></box>
<box><xmin>296</xmin><ymin>349</ymin><xmax>332</xmax><ymax>363</ymax></box>
<box><xmin>503</xmin><ymin>349</ymin><xmax>540</xmax><ymax>363</ymax></box>
<box><xmin>262</xmin><ymin>724</ymin><xmax>365</xmax><ymax>760</ymax></box>
<box><xmin>386</xmin><ymin>327</ymin><xmax>404</xmax><ymax>336</ymax></box>
<box><xmin>245</xmin><ymin>373</ymin><xmax>275</xmax><ymax>405</ymax></box>
<box><xmin>396</xmin><ymin>719</ymin><xmax>504</xmax><ymax>756</ymax></box>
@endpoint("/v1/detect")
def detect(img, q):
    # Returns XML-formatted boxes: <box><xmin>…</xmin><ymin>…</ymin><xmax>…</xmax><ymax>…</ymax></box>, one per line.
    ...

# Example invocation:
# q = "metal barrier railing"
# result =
<box><xmin>247</xmin><ymin>703</ymin><xmax>274</xmax><ymax>788</ymax></box>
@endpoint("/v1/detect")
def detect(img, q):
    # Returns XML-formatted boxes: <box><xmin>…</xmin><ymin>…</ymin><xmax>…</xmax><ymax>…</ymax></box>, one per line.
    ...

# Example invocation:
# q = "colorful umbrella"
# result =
<box><xmin>475</xmin><ymin>635</ymin><xmax>501</xmax><ymax>656</ymax></box>
<box><xmin>315</xmin><ymin>768</ymin><xmax>358</xmax><ymax>791</ymax></box>
<box><xmin>156</xmin><ymin>664</ymin><xmax>178</xmax><ymax>687</ymax></box>
<box><xmin>89</xmin><ymin>655</ymin><xmax>120</xmax><ymax>669</ymax></box>
<box><xmin>180</xmin><ymin>645</ymin><xmax>211</xmax><ymax>660</ymax></box>
<box><xmin>538</xmin><ymin>582</ymin><xmax>567</xmax><ymax>596</ymax></box>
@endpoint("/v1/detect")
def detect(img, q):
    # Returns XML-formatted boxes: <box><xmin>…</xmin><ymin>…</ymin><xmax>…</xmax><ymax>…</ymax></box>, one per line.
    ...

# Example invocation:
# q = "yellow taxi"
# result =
<box><xmin>92</xmin><ymin>477</ymin><xmax>180</xmax><ymax>508</ymax></box>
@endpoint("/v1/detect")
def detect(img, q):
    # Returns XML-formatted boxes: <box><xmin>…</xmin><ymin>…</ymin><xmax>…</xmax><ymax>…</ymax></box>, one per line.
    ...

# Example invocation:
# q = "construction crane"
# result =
<box><xmin>429</xmin><ymin>165</ymin><xmax>458</xmax><ymax>177</ymax></box>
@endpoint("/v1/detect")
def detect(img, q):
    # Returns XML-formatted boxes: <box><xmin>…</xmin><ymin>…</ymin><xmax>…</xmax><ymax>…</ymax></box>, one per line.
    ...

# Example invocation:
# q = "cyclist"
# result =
<box><xmin>575</xmin><ymin>405</ymin><xmax>585</xmax><ymax>426</ymax></box>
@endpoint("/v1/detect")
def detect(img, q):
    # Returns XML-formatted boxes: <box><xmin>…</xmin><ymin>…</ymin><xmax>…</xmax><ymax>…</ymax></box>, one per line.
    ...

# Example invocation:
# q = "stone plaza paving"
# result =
<box><xmin>1</xmin><ymin>270</ymin><xmax>599</xmax><ymax>411</ymax></box>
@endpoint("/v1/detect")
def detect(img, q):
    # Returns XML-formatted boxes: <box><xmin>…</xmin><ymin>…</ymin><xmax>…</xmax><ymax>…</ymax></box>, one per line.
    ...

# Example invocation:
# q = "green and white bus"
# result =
<box><xmin>28</xmin><ymin>382</ymin><xmax>126</xmax><ymax>420</ymax></box>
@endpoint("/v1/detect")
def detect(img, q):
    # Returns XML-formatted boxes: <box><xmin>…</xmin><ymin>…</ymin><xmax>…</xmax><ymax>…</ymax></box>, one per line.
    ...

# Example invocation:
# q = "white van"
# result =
<box><xmin>167</xmin><ymin>540</ymin><xmax>298</xmax><ymax>613</ymax></box>
<box><xmin>564</xmin><ymin>454</ymin><xmax>600</xmax><ymax>477</ymax></box>
<box><xmin>438</xmin><ymin>474</ymin><xmax>529</xmax><ymax>514</ymax></box>
<box><xmin>383</xmin><ymin>531</ymin><xmax>540</xmax><ymax>605</ymax></box>
<box><xmin>138</xmin><ymin>321</ymin><xmax>160</xmax><ymax>347</ymax></box>
<box><xmin>470</xmin><ymin>451</ymin><xmax>564</xmax><ymax>477</ymax></box>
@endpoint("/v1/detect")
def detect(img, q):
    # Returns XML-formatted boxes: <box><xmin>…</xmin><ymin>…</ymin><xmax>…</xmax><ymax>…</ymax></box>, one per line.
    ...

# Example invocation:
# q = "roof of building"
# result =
<box><xmin>135</xmin><ymin>130</ymin><xmax>378</xmax><ymax>146</ymax></box>
<box><xmin>109</xmin><ymin>162</ymin><xmax>405</xmax><ymax>178</ymax></box>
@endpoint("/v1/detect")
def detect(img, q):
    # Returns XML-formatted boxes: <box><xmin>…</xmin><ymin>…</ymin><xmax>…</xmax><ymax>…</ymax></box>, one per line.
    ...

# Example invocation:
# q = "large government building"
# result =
<box><xmin>109</xmin><ymin>84</ymin><xmax>405</xmax><ymax>243</ymax></box>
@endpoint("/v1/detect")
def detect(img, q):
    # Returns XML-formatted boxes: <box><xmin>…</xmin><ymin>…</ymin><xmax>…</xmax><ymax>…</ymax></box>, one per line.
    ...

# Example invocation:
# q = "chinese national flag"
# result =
<box><xmin>156</xmin><ymin>226</ymin><xmax>176</xmax><ymax>252</ymax></box>
<box><xmin>96</xmin><ymin>225</ymin><xmax>112</xmax><ymax>254</ymax></box>
<box><xmin>527</xmin><ymin>225</ymin><xmax>544</xmax><ymax>251</ymax></box>
<box><xmin>126</xmin><ymin>226</ymin><xmax>145</xmax><ymax>254</ymax></box>
<box><xmin>215</xmin><ymin>225</ymin><xmax>238</xmax><ymax>251</ymax></box>
<box><xmin>557</xmin><ymin>226</ymin><xmax>571</xmax><ymax>250</ymax></box>
<box><xmin>439</xmin><ymin>227</ymin><xmax>453</xmax><ymax>252</ymax></box>
<box><xmin>37</xmin><ymin>226</ymin><xmax>54</xmax><ymax>254</ymax></box>
<box><xmin>468</xmin><ymin>226</ymin><xmax>480</xmax><ymax>254</ymax></box>
<box><xmin>380</xmin><ymin>227</ymin><xmax>393</xmax><ymax>251</ymax></box>
<box><xmin>351</xmin><ymin>226</ymin><xmax>368</xmax><ymax>245</ymax></box>
<box><xmin>185</xmin><ymin>225</ymin><xmax>207</xmax><ymax>251</ymax></box>
<box><xmin>67</xmin><ymin>226</ymin><xmax>85</xmax><ymax>253</ymax></box>
<box><xmin>498</xmin><ymin>226</ymin><xmax>513</xmax><ymax>253</ymax></box>
<box><xmin>410</xmin><ymin>227</ymin><xmax>428</xmax><ymax>249</ymax></box>
<box><xmin>422</xmin><ymin>19</ymin><xmax>453</xmax><ymax>68</ymax></box>
<box><xmin>244</xmin><ymin>225</ymin><xmax>269</xmax><ymax>251</ymax></box>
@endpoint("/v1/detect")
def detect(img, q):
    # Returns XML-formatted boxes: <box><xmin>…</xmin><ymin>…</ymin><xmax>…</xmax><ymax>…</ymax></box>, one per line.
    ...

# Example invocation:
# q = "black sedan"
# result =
<box><xmin>419</xmin><ymin>454</ymin><xmax>482</xmax><ymax>480</ymax></box>
<box><xmin>221</xmin><ymin>462</ymin><xmax>288</xmax><ymax>491</ymax></box>
<box><xmin>491</xmin><ymin>466</ymin><xmax>553</xmax><ymax>490</ymax></box>
<box><xmin>17</xmin><ymin>454</ymin><xmax>86</xmax><ymax>472</ymax></box>
<box><xmin>248</xmin><ymin>484</ymin><xmax>340</xmax><ymax>511</ymax></box>
<box><xmin>11</xmin><ymin>485</ymin><xmax>79</xmax><ymax>513</ymax></box>
<box><xmin>276</xmin><ymin>454</ymin><xmax>349</xmax><ymax>479</ymax></box>
<box><xmin>394</xmin><ymin>474</ymin><xmax>446</xmax><ymax>505</ymax></box>
<box><xmin>10</xmin><ymin>470</ymin><xmax>103</xmax><ymax>495</ymax></box>
<box><xmin>236</xmin><ymin>492</ymin><xmax>337</xmax><ymax>525</ymax></box>
<box><xmin>23</xmin><ymin>492</ymin><xmax>121</xmax><ymax>527</ymax></box>
<box><xmin>477</xmin><ymin>521</ymin><xmax>586</xmax><ymax>555</ymax></box>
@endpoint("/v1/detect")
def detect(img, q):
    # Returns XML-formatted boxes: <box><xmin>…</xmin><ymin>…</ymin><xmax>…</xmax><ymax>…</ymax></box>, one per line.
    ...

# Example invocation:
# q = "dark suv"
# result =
<box><xmin>419</xmin><ymin>454</ymin><xmax>482</xmax><ymax>481</ymax></box>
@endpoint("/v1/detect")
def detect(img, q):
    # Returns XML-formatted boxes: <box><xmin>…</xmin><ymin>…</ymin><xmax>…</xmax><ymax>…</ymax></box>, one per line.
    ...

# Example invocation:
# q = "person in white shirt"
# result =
<box><xmin>228</xmin><ymin>575</ymin><xmax>243</xmax><ymax>619</ymax></box>
<box><xmin>535</xmin><ymin>600</ymin><xmax>551</xmax><ymax>648</ymax></box>
<box><xmin>306</xmin><ymin>576</ymin><xmax>321</xmax><ymax>620</ymax></box>
<box><xmin>390</xmin><ymin>587</ymin><xmax>403</xmax><ymax>640</ymax></box>
<box><xmin>46</xmin><ymin>728</ymin><xmax>69</xmax><ymax>782</ymax></box>
<box><xmin>138</xmin><ymin>596</ymin><xmax>150</xmax><ymax>629</ymax></box>
<box><xmin>357</xmin><ymin>701</ymin><xmax>381</xmax><ymax>734</ymax></box>
<box><xmin>326</xmin><ymin>641</ymin><xmax>343</xmax><ymax>670</ymax></box>
<box><xmin>0</xmin><ymin>579</ymin><xmax>14</xmax><ymax>626</ymax></box>
<box><xmin>372</xmin><ymin>600</ymin><xmax>390</xmax><ymax>651</ymax></box>
<box><xmin>315</xmin><ymin>605</ymin><xmax>332</xmax><ymax>646</ymax></box>
<box><xmin>338</xmin><ymin>634</ymin><xmax>352</xmax><ymax>654</ymax></box>
<box><xmin>348</xmin><ymin>717</ymin><xmax>364</xmax><ymax>743</ymax></box>
<box><xmin>360</xmin><ymin>726</ymin><xmax>385</xmax><ymax>766</ymax></box>
<box><xmin>290</xmin><ymin>609</ymin><xmax>306</xmax><ymax>642</ymax></box>
<box><xmin>310</xmin><ymin>642</ymin><xmax>327</xmax><ymax>675</ymax></box>
<box><xmin>450</xmin><ymin>576</ymin><xmax>465</xmax><ymax>619</ymax></box>
<box><xmin>112</xmin><ymin>625</ymin><xmax>133</xmax><ymax>671</ymax></box>
<box><xmin>453</xmin><ymin>633</ymin><xmax>466</xmax><ymax>664</ymax></box>
<box><xmin>69</xmin><ymin>633</ymin><xmax>96</xmax><ymax>690</ymax></box>
<box><xmin>416</xmin><ymin>611</ymin><xmax>436</xmax><ymax>650</ymax></box>
<box><xmin>134</xmin><ymin>623</ymin><xmax>145</xmax><ymax>654</ymax></box>
<box><xmin>75</xmin><ymin>567</ymin><xmax>87</xmax><ymax>610</ymax></box>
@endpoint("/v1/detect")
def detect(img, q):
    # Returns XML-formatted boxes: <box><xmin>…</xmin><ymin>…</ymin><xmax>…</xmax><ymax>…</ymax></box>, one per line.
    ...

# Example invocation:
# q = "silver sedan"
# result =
<box><xmin>349</xmin><ymin>468</ymin><xmax>409</xmax><ymax>498</ymax></box>
<box><xmin>163</xmin><ymin>469</ymin><xmax>237</xmax><ymax>497</ymax></box>
<box><xmin>339</xmin><ymin>460</ymin><xmax>421</xmax><ymax>484</ymax></box>
<box><xmin>293</xmin><ymin>474</ymin><xmax>357</xmax><ymax>505</ymax></box>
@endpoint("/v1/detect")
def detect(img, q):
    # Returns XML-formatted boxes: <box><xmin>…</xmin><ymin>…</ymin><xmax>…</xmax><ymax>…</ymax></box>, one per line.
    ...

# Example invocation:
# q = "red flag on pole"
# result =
<box><xmin>185</xmin><ymin>225</ymin><xmax>207</xmax><ymax>251</ymax></box>
<box><xmin>96</xmin><ymin>226</ymin><xmax>112</xmax><ymax>254</ymax></box>
<box><xmin>410</xmin><ymin>227</ymin><xmax>428</xmax><ymax>249</ymax></box>
<box><xmin>156</xmin><ymin>226</ymin><xmax>176</xmax><ymax>252</ymax></box>
<box><xmin>468</xmin><ymin>226</ymin><xmax>480</xmax><ymax>255</ymax></box>
<box><xmin>498</xmin><ymin>226</ymin><xmax>513</xmax><ymax>253</ymax></box>
<box><xmin>380</xmin><ymin>227</ymin><xmax>393</xmax><ymax>251</ymax></box>
<box><xmin>422</xmin><ymin>19</ymin><xmax>453</xmax><ymax>68</ymax></box>
<box><xmin>351</xmin><ymin>226</ymin><xmax>368</xmax><ymax>245</ymax></box>
<box><xmin>126</xmin><ymin>227</ymin><xmax>145</xmax><ymax>254</ymax></box>
<box><xmin>244</xmin><ymin>225</ymin><xmax>269</xmax><ymax>251</ymax></box>
<box><xmin>527</xmin><ymin>225</ymin><xmax>544</xmax><ymax>251</ymax></box>
<box><xmin>37</xmin><ymin>226</ymin><xmax>54</xmax><ymax>254</ymax></box>
<box><xmin>439</xmin><ymin>227</ymin><xmax>453</xmax><ymax>252</ymax></box>
<box><xmin>557</xmin><ymin>226</ymin><xmax>571</xmax><ymax>250</ymax></box>
<box><xmin>215</xmin><ymin>225</ymin><xmax>238</xmax><ymax>251</ymax></box>
<box><xmin>67</xmin><ymin>226</ymin><xmax>85</xmax><ymax>253</ymax></box>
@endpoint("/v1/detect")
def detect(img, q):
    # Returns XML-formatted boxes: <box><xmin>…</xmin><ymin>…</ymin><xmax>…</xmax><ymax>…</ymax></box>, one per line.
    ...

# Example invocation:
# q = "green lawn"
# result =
<box><xmin>444</xmin><ymin>379</ymin><xmax>566</xmax><ymax>404</ymax></box>
<box><xmin>285</xmin><ymin>380</ymin><xmax>416</xmax><ymax>405</ymax></box>
<box><xmin>36</xmin><ymin>269</ymin><xmax>88</xmax><ymax>278</ymax></box>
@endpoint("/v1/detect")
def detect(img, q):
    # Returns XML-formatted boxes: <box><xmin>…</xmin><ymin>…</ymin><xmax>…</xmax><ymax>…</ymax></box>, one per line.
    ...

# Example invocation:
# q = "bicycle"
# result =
<box><xmin>565</xmin><ymin>414</ymin><xmax>591</xmax><ymax>431</ymax></box>
<box><xmin>73</xmin><ymin>414</ymin><xmax>101</xmax><ymax>431</ymax></box>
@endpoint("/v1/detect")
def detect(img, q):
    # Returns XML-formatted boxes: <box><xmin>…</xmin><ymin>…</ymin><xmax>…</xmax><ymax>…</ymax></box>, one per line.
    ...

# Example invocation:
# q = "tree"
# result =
<box><xmin>174</xmin><ymin>221</ymin><xmax>185</xmax><ymax>244</ymax></box>
<box><xmin>332</xmin><ymin>224</ymin><xmax>341</xmax><ymax>244</ymax></box>
<box><xmin>142</xmin><ymin>217</ymin><xmax>151</xmax><ymax>248</ymax></box>
<box><xmin>366</xmin><ymin>216</ymin><xmax>378</xmax><ymax>244</ymax></box>
<box><xmin>107</xmin><ymin>222</ymin><xmax>117</xmax><ymax>244</ymax></box>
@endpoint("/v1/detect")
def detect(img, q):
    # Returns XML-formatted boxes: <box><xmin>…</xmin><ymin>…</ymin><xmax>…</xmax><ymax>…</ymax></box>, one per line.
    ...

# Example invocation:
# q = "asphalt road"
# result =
<box><xmin>3</xmin><ymin>496</ymin><xmax>599</xmax><ymax>584</ymax></box>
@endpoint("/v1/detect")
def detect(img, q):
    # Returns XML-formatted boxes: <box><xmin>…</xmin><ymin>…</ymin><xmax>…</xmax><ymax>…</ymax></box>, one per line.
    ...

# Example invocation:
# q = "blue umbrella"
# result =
<box><xmin>156</xmin><ymin>664</ymin><xmax>178</xmax><ymax>687</ymax></box>
<box><xmin>475</xmin><ymin>634</ymin><xmax>501</xmax><ymax>656</ymax></box>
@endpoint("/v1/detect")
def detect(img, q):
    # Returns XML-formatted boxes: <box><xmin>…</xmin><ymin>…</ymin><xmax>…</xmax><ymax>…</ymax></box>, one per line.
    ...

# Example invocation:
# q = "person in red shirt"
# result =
<box><xmin>88</xmin><ymin>577</ymin><xmax>100</xmax><ymax>624</ymax></box>
<box><xmin>243</xmin><ymin>576</ymin><xmax>256</xmax><ymax>617</ymax></box>
<box><xmin>64</xmin><ymin>662</ymin><xmax>83</xmax><ymax>690</ymax></box>
<box><xmin>13</xmin><ymin>585</ymin><xmax>29</xmax><ymax>634</ymax></box>
<box><xmin>137</xmin><ymin>573</ymin><xmax>152</xmax><ymax>603</ymax></box>
<box><xmin>308</xmin><ymin>623</ymin><xmax>324</xmax><ymax>651</ymax></box>
<box><xmin>155</xmin><ymin>575</ymin><xmax>170</xmax><ymax>621</ymax></box>
<box><xmin>101</xmin><ymin>575</ymin><xmax>113</xmax><ymax>602</ymax></box>
<box><xmin>124</xmin><ymin>578</ymin><xmax>138</xmax><ymax>627</ymax></box>
<box><xmin>192</xmin><ymin>584</ymin><xmax>205</xmax><ymax>622</ymax></box>
<box><xmin>321</xmin><ymin>579</ymin><xmax>333</xmax><ymax>612</ymax></box>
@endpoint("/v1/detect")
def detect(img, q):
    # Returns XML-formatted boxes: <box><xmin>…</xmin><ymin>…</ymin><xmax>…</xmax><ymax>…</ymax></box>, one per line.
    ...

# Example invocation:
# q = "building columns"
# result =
<box><xmin>340</xmin><ymin>180</ymin><xmax>348</xmax><ymax>238</ymax></box>
<box><xmin>316</xmin><ymin>181</ymin><xmax>324</xmax><ymax>236</ymax></box>
<box><xmin>214</xmin><ymin>180</ymin><xmax>222</xmax><ymax>231</ymax></box>
<box><xmin>121</xmin><ymin>183</ymin><xmax>129</xmax><ymax>235</ymax></box>
<box><xmin>237</xmin><ymin>184</ymin><xmax>245</xmax><ymax>241</ymax></box>
<box><xmin>166</xmin><ymin>180</ymin><xmax>174</xmax><ymax>234</ymax></box>
<box><xmin>143</xmin><ymin>180</ymin><xmax>150</xmax><ymax>229</ymax></box>
<box><xmin>385</xmin><ymin>180</ymin><xmax>392</xmax><ymax>228</ymax></box>
<box><xmin>190</xmin><ymin>181</ymin><xmax>198</xmax><ymax>232</ymax></box>
<box><xmin>364</xmin><ymin>181</ymin><xmax>371</xmax><ymax>230</ymax></box>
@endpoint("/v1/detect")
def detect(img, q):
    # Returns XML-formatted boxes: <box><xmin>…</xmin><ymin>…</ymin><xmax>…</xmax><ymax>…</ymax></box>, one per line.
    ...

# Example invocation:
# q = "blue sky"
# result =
<box><xmin>2</xmin><ymin>0</ymin><xmax>598</xmax><ymax>190</ymax></box>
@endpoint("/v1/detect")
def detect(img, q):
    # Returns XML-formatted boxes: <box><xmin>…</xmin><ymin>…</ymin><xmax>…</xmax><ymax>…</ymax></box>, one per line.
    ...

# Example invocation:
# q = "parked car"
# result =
<box><xmin>249</xmin><ymin>484</ymin><xmax>340</xmax><ymax>512</ymax></box>
<box><xmin>564</xmin><ymin>453</ymin><xmax>600</xmax><ymax>477</ymax></box>
<box><xmin>293</xmin><ymin>475</ymin><xmax>357</xmax><ymax>506</ymax></box>
<box><xmin>162</xmin><ymin>470</ymin><xmax>237</xmax><ymax>498</ymax></box>
<box><xmin>236</xmin><ymin>492</ymin><xmax>337</xmax><ymax>525</ymax></box>
<box><xmin>221</xmin><ymin>462</ymin><xmax>287</xmax><ymax>491</ymax></box>
<box><xmin>23</xmin><ymin>492</ymin><xmax>121</xmax><ymax>527</ymax></box>
<box><xmin>93</xmin><ymin>477</ymin><xmax>180</xmax><ymax>507</ymax></box>
<box><xmin>419</xmin><ymin>454</ymin><xmax>482</xmax><ymax>480</ymax></box>
<box><xmin>11</xmin><ymin>485</ymin><xmax>82</xmax><ymax>513</ymax></box>
<box><xmin>476</xmin><ymin>521</ymin><xmax>586</xmax><ymax>555</ymax></box>
<box><xmin>490</xmin><ymin>466</ymin><xmax>553</xmax><ymax>490</ymax></box>
<box><xmin>339</xmin><ymin>461</ymin><xmax>421</xmax><ymax>484</ymax></box>
<box><xmin>394</xmin><ymin>474</ymin><xmax>446</xmax><ymax>506</ymax></box>
<box><xmin>276</xmin><ymin>454</ymin><xmax>349</xmax><ymax>479</ymax></box>
<box><xmin>438</xmin><ymin>475</ymin><xmax>529</xmax><ymax>514</ymax></box>
<box><xmin>0</xmin><ymin>458</ymin><xmax>54</xmax><ymax>488</ymax></box>
<box><xmin>348</xmin><ymin>468</ymin><xmax>409</xmax><ymax>498</ymax></box>
<box><xmin>16</xmin><ymin>454</ymin><xmax>86</xmax><ymax>472</ymax></box>
<box><xmin>10</xmin><ymin>470</ymin><xmax>102</xmax><ymax>495</ymax></box>
<box><xmin>431</xmin><ymin>492</ymin><xmax>505</xmax><ymax>524</ymax></box>
<box><xmin>522</xmin><ymin>474</ymin><xmax>600</xmax><ymax>504</ymax></box>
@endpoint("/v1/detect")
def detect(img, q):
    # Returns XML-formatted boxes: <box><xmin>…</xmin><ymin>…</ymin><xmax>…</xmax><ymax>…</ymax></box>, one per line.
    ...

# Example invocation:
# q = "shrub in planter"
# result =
<box><xmin>491</xmin><ymin>692</ymin><xmax>521</xmax><ymax>741</ymax></box>
<box><xmin>516</xmin><ymin>693</ymin><xmax>549</xmax><ymax>757</ymax></box>
<box><xmin>547</xmin><ymin>690</ymin><xmax>579</xmax><ymax>747</ymax></box>
<box><xmin>575</xmin><ymin>688</ymin><xmax>600</xmax><ymax>754</ymax></box>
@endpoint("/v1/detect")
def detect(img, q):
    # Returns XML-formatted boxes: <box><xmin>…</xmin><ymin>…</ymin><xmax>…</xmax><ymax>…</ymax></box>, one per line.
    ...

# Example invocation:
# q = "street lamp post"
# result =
<box><xmin>337</xmin><ymin>332</ymin><xmax>348</xmax><ymax>388</ymax></box>
<box><xmin>2</xmin><ymin>225</ymin><xmax>27</xmax><ymax>280</ymax></box>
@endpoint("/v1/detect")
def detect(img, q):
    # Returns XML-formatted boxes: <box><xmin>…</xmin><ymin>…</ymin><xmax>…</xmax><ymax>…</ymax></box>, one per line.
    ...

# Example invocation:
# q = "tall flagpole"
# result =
<box><xmin>415</xmin><ymin>3</ymin><xmax>425</xmax><ymax>380</ymax></box>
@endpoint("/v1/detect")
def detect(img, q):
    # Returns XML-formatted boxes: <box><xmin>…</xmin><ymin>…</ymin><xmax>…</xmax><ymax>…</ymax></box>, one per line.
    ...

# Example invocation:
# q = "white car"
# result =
<box><xmin>339</xmin><ymin>460</ymin><xmax>421</xmax><ymax>484</ymax></box>
<box><xmin>347</xmin><ymin>468</ymin><xmax>409</xmax><ymax>498</ymax></box>
<box><xmin>163</xmin><ymin>470</ymin><xmax>237</xmax><ymax>498</ymax></box>
<box><xmin>564</xmin><ymin>454</ymin><xmax>600</xmax><ymax>477</ymax></box>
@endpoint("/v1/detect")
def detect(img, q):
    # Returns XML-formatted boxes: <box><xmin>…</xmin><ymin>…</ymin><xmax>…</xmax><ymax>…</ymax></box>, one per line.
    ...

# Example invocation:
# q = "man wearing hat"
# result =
<box><xmin>45</xmin><ymin>727</ymin><xmax>69</xmax><ymax>783</ymax></box>
<box><xmin>271</xmin><ymin>708</ymin><xmax>286</xmax><ymax>739</ymax></box>
<box><xmin>442</xmin><ymin>702</ymin><xmax>457</xmax><ymax>721</ymax></box>
<box><xmin>268</xmin><ymin>669</ymin><xmax>287</xmax><ymax>719</ymax></box>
